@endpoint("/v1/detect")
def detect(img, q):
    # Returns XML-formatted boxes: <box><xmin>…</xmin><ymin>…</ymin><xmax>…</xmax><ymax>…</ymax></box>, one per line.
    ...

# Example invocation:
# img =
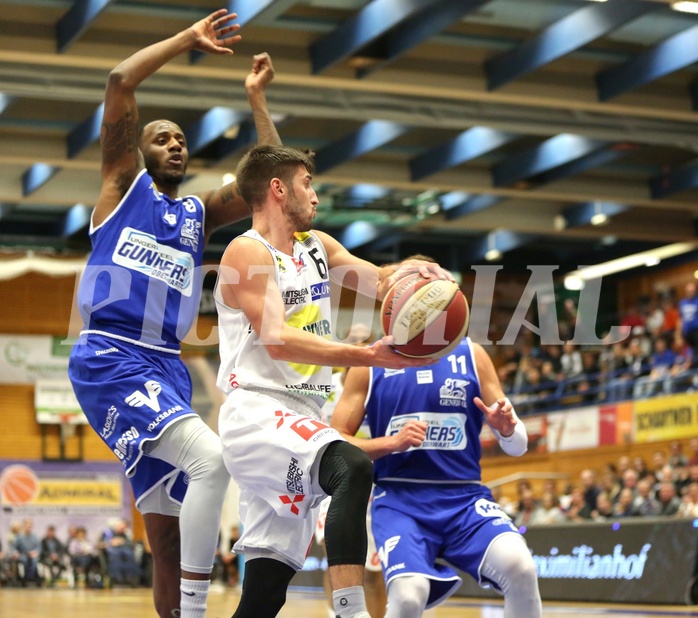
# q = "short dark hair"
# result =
<box><xmin>235</xmin><ymin>145</ymin><xmax>315</xmax><ymax>210</ymax></box>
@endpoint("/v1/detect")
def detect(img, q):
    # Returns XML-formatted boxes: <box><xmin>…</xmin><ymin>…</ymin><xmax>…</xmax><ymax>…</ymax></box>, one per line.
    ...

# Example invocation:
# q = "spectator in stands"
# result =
<box><xmin>592</xmin><ymin>492</ymin><xmax>614</xmax><ymax>521</ymax></box>
<box><xmin>657</xmin><ymin>481</ymin><xmax>682</xmax><ymax>516</ymax></box>
<box><xmin>565</xmin><ymin>486</ymin><xmax>594</xmax><ymax>522</ymax></box>
<box><xmin>633</xmin><ymin>478</ymin><xmax>660</xmax><ymax>517</ymax></box>
<box><xmin>617</xmin><ymin>456</ymin><xmax>631</xmax><ymax>481</ymax></box>
<box><xmin>678</xmin><ymin>281</ymin><xmax>698</xmax><ymax>355</ymax></box>
<box><xmin>39</xmin><ymin>525</ymin><xmax>67</xmax><ymax>586</ymax></box>
<box><xmin>667</xmin><ymin>333</ymin><xmax>695</xmax><ymax>393</ymax></box>
<box><xmin>689</xmin><ymin>441</ymin><xmax>698</xmax><ymax>467</ymax></box>
<box><xmin>538</xmin><ymin>492</ymin><xmax>566</xmax><ymax>525</ymax></box>
<box><xmin>580</xmin><ymin>469</ymin><xmax>600</xmax><ymax>512</ymax></box>
<box><xmin>621</xmin><ymin>305</ymin><xmax>645</xmax><ymax>332</ymax></box>
<box><xmin>645</xmin><ymin>297</ymin><xmax>665</xmax><ymax>336</ymax></box>
<box><xmin>68</xmin><ymin>526</ymin><xmax>98</xmax><ymax>589</ymax></box>
<box><xmin>514</xmin><ymin>488</ymin><xmax>545</xmax><ymax>527</ymax></box>
<box><xmin>220</xmin><ymin>525</ymin><xmax>241</xmax><ymax>587</ymax></box>
<box><xmin>99</xmin><ymin>518</ymin><xmax>140</xmax><ymax>586</ymax></box>
<box><xmin>677</xmin><ymin>482</ymin><xmax>698</xmax><ymax>519</ymax></box>
<box><xmin>602</xmin><ymin>343</ymin><xmax>631</xmax><ymax>401</ymax></box>
<box><xmin>613</xmin><ymin>488</ymin><xmax>636</xmax><ymax>518</ymax></box>
<box><xmin>661</xmin><ymin>296</ymin><xmax>680</xmax><ymax>336</ymax></box>
<box><xmin>633</xmin><ymin>456</ymin><xmax>649</xmax><ymax>479</ymax></box>
<box><xmin>633</xmin><ymin>337</ymin><xmax>674</xmax><ymax>399</ymax></box>
<box><xmin>14</xmin><ymin>519</ymin><xmax>41</xmax><ymax>586</ymax></box>
<box><xmin>600</xmin><ymin>464</ymin><xmax>622</xmax><ymax>504</ymax></box>
<box><xmin>620</xmin><ymin>468</ymin><xmax>639</xmax><ymax>499</ymax></box>
<box><xmin>651</xmin><ymin>450</ymin><xmax>667</xmax><ymax>479</ymax></box>
<box><xmin>560</xmin><ymin>343</ymin><xmax>583</xmax><ymax>379</ymax></box>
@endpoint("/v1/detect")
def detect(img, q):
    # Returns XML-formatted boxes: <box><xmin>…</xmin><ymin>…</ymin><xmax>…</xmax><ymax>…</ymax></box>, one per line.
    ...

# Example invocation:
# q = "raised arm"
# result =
<box><xmin>217</xmin><ymin>237</ymin><xmax>435</xmax><ymax>370</ymax></box>
<box><xmin>313</xmin><ymin>230</ymin><xmax>453</xmax><ymax>302</ymax></box>
<box><xmin>202</xmin><ymin>53</ymin><xmax>282</xmax><ymax>240</ymax></box>
<box><xmin>472</xmin><ymin>342</ymin><xmax>528</xmax><ymax>456</ymax></box>
<box><xmin>331</xmin><ymin>367</ymin><xmax>427</xmax><ymax>460</ymax></box>
<box><xmin>94</xmin><ymin>9</ymin><xmax>240</xmax><ymax>227</ymax></box>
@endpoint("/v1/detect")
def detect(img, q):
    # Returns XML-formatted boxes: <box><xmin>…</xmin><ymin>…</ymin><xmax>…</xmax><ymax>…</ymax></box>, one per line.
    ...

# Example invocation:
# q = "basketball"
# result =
<box><xmin>380</xmin><ymin>274</ymin><xmax>469</xmax><ymax>358</ymax></box>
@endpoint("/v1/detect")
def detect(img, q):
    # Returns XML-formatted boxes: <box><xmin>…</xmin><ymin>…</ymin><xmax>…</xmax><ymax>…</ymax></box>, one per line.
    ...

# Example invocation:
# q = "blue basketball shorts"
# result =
<box><xmin>371</xmin><ymin>482</ymin><xmax>520</xmax><ymax>609</ymax></box>
<box><xmin>68</xmin><ymin>333</ymin><xmax>196</xmax><ymax>506</ymax></box>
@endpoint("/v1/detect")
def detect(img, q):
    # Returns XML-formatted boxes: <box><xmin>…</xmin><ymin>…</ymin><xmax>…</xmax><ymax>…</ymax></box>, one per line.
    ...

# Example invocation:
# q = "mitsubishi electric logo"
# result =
<box><xmin>125</xmin><ymin>380</ymin><xmax>162</xmax><ymax>412</ymax></box>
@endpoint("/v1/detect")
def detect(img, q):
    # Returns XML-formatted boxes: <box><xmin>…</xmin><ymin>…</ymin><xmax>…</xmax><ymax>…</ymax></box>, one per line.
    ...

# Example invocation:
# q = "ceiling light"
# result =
<box><xmin>485</xmin><ymin>249</ymin><xmax>502</xmax><ymax>261</ymax></box>
<box><xmin>565</xmin><ymin>242</ymin><xmax>698</xmax><ymax>283</ymax></box>
<box><xmin>564</xmin><ymin>275</ymin><xmax>585</xmax><ymax>291</ymax></box>
<box><xmin>223</xmin><ymin>125</ymin><xmax>240</xmax><ymax>140</ymax></box>
<box><xmin>645</xmin><ymin>256</ymin><xmax>661</xmax><ymax>267</ymax></box>
<box><xmin>673</xmin><ymin>1</ymin><xmax>698</xmax><ymax>14</ymax></box>
<box><xmin>590</xmin><ymin>213</ymin><xmax>608</xmax><ymax>226</ymax></box>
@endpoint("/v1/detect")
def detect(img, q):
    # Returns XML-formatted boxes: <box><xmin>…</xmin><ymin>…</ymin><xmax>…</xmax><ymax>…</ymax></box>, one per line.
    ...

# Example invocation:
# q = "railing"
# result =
<box><xmin>509</xmin><ymin>365</ymin><xmax>697</xmax><ymax>416</ymax></box>
<box><xmin>485</xmin><ymin>471</ymin><xmax>569</xmax><ymax>490</ymax></box>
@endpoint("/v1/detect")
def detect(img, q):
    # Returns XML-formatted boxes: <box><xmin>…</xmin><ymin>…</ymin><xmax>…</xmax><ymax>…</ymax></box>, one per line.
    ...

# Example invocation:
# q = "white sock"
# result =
<box><xmin>332</xmin><ymin>586</ymin><xmax>368</xmax><ymax>618</ymax></box>
<box><xmin>180</xmin><ymin>578</ymin><xmax>210</xmax><ymax>618</ymax></box>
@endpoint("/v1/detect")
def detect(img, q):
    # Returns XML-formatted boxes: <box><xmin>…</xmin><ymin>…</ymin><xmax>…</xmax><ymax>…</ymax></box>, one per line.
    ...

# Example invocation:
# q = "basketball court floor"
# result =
<box><xmin>2</xmin><ymin>586</ymin><xmax>698</xmax><ymax>618</ymax></box>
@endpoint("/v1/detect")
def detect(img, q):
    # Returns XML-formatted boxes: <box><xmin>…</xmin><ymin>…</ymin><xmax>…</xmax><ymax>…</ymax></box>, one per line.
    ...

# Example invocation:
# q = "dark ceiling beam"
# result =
<box><xmin>444</xmin><ymin>194</ymin><xmax>504</xmax><ymax>221</ymax></box>
<box><xmin>56</xmin><ymin>0</ymin><xmax>115</xmax><ymax>53</ymax></box>
<box><xmin>485</xmin><ymin>0</ymin><xmax>658</xmax><ymax>90</ymax></box>
<box><xmin>341</xmin><ymin>184</ymin><xmax>391</xmax><ymax>208</ymax></box>
<box><xmin>562</xmin><ymin>200</ymin><xmax>630</xmax><ymax>228</ymax></box>
<box><xmin>314</xmin><ymin>120</ymin><xmax>409</xmax><ymax>175</ymax></box>
<box><xmin>67</xmin><ymin>102</ymin><xmax>104</xmax><ymax>159</ymax></box>
<box><xmin>212</xmin><ymin>118</ymin><xmax>257</xmax><ymax>161</ymax></box>
<box><xmin>22</xmin><ymin>164</ymin><xmax>60</xmax><ymax>196</ymax></box>
<box><xmin>530</xmin><ymin>143</ymin><xmax>636</xmax><ymax>186</ymax></box>
<box><xmin>185</xmin><ymin>107</ymin><xmax>248</xmax><ymax>157</ymax></box>
<box><xmin>61</xmin><ymin>203</ymin><xmax>92</xmax><ymax>238</ymax></box>
<box><xmin>650</xmin><ymin>159</ymin><xmax>698</xmax><ymax>199</ymax></box>
<box><xmin>310</xmin><ymin>0</ymin><xmax>445</xmax><ymax>74</ymax></box>
<box><xmin>191</xmin><ymin>0</ymin><xmax>298</xmax><ymax>62</ymax></box>
<box><xmin>355</xmin><ymin>0</ymin><xmax>492</xmax><ymax>78</ymax></box>
<box><xmin>410</xmin><ymin>127</ymin><xmax>518</xmax><ymax>181</ymax></box>
<box><xmin>493</xmin><ymin>134</ymin><xmax>610</xmax><ymax>188</ymax></box>
<box><xmin>596</xmin><ymin>23</ymin><xmax>698</xmax><ymax>102</ymax></box>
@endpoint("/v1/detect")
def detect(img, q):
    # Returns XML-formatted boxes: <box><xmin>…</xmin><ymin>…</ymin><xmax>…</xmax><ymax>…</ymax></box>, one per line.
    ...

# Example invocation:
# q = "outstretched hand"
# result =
<box><xmin>369</xmin><ymin>336</ymin><xmax>437</xmax><ymax>369</ymax></box>
<box><xmin>387</xmin><ymin>258</ymin><xmax>454</xmax><ymax>290</ymax></box>
<box><xmin>473</xmin><ymin>396</ymin><xmax>517</xmax><ymax>437</ymax></box>
<box><xmin>189</xmin><ymin>9</ymin><xmax>241</xmax><ymax>55</ymax></box>
<box><xmin>246</xmin><ymin>53</ymin><xmax>275</xmax><ymax>92</ymax></box>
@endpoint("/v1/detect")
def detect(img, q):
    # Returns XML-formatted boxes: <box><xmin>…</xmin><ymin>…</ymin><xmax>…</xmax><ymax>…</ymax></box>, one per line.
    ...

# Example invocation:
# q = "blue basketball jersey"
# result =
<box><xmin>77</xmin><ymin>169</ymin><xmax>205</xmax><ymax>352</ymax></box>
<box><xmin>366</xmin><ymin>337</ymin><xmax>484</xmax><ymax>483</ymax></box>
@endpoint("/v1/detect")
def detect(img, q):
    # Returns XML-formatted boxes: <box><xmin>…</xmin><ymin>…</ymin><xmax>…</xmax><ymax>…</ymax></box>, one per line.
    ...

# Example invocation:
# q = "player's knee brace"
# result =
<box><xmin>481</xmin><ymin>534</ymin><xmax>542</xmax><ymax>618</ymax></box>
<box><xmin>232</xmin><ymin>558</ymin><xmax>295</xmax><ymax>618</ymax></box>
<box><xmin>318</xmin><ymin>440</ymin><xmax>373</xmax><ymax>566</ymax></box>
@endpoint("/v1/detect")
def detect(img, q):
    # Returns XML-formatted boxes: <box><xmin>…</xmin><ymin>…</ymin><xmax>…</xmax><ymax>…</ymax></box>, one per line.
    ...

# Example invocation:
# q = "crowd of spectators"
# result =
<box><xmin>0</xmin><ymin>517</ymin><xmax>241</xmax><ymax>590</ymax></box>
<box><xmin>0</xmin><ymin>517</ymin><xmax>144</xmax><ymax>589</ymax></box>
<box><xmin>496</xmin><ymin>439</ymin><xmax>698</xmax><ymax>526</ymax></box>
<box><xmin>499</xmin><ymin>281</ymin><xmax>698</xmax><ymax>415</ymax></box>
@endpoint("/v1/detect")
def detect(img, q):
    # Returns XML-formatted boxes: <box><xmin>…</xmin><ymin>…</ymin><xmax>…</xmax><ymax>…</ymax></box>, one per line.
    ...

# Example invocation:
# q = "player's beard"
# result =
<box><xmin>145</xmin><ymin>153</ymin><xmax>186</xmax><ymax>188</ymax></box>
<box><xmin>287</xmin><ymin>188</ymin><xmax>313</xmax><ymax>232</ymax></box>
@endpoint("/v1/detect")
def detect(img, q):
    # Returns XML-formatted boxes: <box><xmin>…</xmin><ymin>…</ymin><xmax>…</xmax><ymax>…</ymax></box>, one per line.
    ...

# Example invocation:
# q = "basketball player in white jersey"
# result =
<box><xmin>214</xmin><ymin>144</ymin><xmax>453</xmax><ymax>617</ymax></box>
<box><xmin>69</xmin><ymin>10</ymin><xmax>283</xmax><ymax>618</ymax></box>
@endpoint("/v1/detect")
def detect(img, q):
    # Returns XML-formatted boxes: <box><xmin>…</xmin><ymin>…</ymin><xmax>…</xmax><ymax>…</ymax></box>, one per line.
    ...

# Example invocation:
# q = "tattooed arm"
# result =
<box><xmin>93</xmin><ymin>10</ymin><xmax>240</xmax><ymax>228</ymax></box>
<box><xmin>200</xmin><ymin>53</ymin><xmax>281</xmax><ymax>242</ymax></box>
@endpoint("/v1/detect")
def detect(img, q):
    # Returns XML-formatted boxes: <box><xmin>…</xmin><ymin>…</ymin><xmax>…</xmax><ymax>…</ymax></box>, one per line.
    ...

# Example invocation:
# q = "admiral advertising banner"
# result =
<box><xmin>454</xmin><ymin>518</ymin><xmax>698</xmax><ymax>604</ymax></box>
<box><xmin>0</xmin><ymin>460</ymin><xmax>131</xmax><ymax>552</ymax></box>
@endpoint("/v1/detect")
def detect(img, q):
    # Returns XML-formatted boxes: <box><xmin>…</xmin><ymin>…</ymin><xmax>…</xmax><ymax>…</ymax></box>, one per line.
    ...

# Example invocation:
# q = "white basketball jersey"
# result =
<box><xmin>215</xmin><ymin>229</ymin><xmax>333</xmax><ymax>410</ymax></box>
